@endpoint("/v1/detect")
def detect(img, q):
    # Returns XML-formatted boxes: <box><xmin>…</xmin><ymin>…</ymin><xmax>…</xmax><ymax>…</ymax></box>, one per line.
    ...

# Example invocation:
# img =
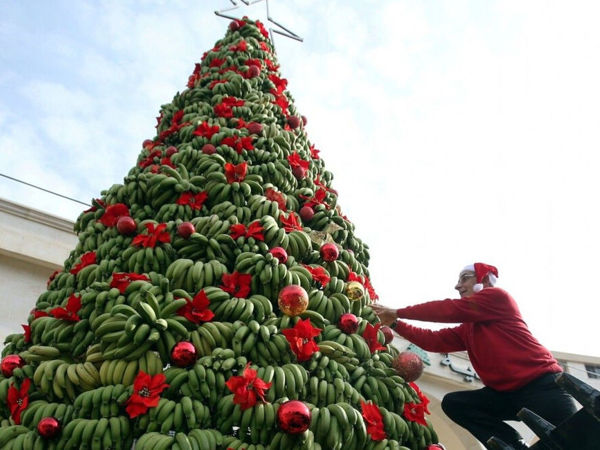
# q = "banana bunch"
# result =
<box><xmin>306</xmin><ymin>290</ymin><xmax>351</xmax><ymax>325</ymax></box>
<box><xmin>230</xmin><ymin>320</ymin><xmax>291</xmax><ymax>365</ymax></box>
<box><xmin>306</xmin><ymin>374</ymin><xmax>362</xmax><ymax>407</ymax></box>
<box><xmin>284</xmin><ymin>231</ymin><xmax>313</xmax><ymax>261</ymax></box>
<box><xmin>0</xmin><ymin>426</ymin><xmax>38</xmax><ymax>449</ymax></box>
<box><xmin>308</xmin><ymin>403</ymin><xmax>368</xmax><ymax>450</ymax></box>
<box><xmin>53</xmin><ymin>416</ymin><xmax>133</xmax><ymax>449</ymax></box>
<box><xmin>250</xmin><ymin>363</ymin><xmax>307</xmax><ymax>402</ymax></box>
<box><xmin>72</xmin><ymin>385</ymin><xmax>129</xmax><ymax>419</ymax></box>
<box><xmin>143</xmin><ymin>396</ymin><xmax>210</xmax><ymax>434</ymax></box>
<box><xmin>98</xmin><ymin>350</ymin><xmax>162</xmax><ymax>386</ymax></box>
<box><xmin>165</xmin><ymin>257</ymin><xmax>228</xmax><ymax>291</ymax></box>
<box><xmin>122</xmin><ymin>242</ymin><xmax>174</xmax><ymax>275</ymax></box>
<box><xmin>136</xmin><ymin>429</ymin><xmax>224</xmax><ymax>450</ymax></box>
<box><xmin>32</xmin><ymin>360</ymin><xmax>100</xmax><ymax>401</ymax></box>
<box><xmin>216</xmin><ymin>394</ymin><xmax>280</xmax><ymax>444</ymax></box>
<box><xmin>209</xmin><ymin>200</ymin><xmax>253</xmax><ymax>225</ymax></box>
<box><xmin>223</xmin><ymin>436</ymin><xmax>270</xmax><ymax>450</ymax></box>
<box><xmin>189</xmin><ymin>320</ymin><xmax>235</xmax><ymax>357</ymax></box>
<box><xmin>269</xmin><ymin>430</ymin><xmax>318</xmax><ymax>450</ymax></box>
<box><xmin>316</xmin><ymin>340</ymin><xmax>358</xmax><ymax>367</ymax></box>
<box><xmin>19</xmin><ymin>400</ymin><xmax>74</xmax><ymax>428</ymax></box>
<box><xmin>209</xmin><ymin>294</ymin><xmax>270</xmax><ymax>324</ymax></box>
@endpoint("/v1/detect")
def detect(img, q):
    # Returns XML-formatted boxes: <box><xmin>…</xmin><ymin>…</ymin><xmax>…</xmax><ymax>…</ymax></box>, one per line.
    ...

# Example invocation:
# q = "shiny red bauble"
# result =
<box><xmin>1</xmin><ymin>355</ymin><xmax>25</xmax><ymax>377</ymax></box>
<box><xmin>247</xmin><ymin>65</ymin><xmax>261</xmax><ymax>78</ymax></box>
<box><xmin>287</xmin><ymin>116</ymin><xmax>301</xmax><ymax>129</ymax></box>
<box><xmin>381</xmin><ymin>325</ymin><xmax>394</xmax><ymax>344</ymax></box>
<box><xmin>202</xmin><ymin>144</ymin><xmax>216</xmax><ymax>155</ymax></box>
<box><xmin>277</xmin><ymin>400</ymin><xmax>311</xmax><ymax>434</ymax></box>
<box><xmin>229</xmin><ymin>20</ymin><xmax>241</xmax><ymax>31</ymax></box>
<box><xmin>299</xmin><ymin>205</ymin><xmax>314</xmax><ymax>222</ymax></box>
<box><xmin>339</xmin><ymin>313</ymin><xmax>359</xmax><ymax>334</ymax></box>
<box><xmin>320</xmin><ymin>243</ymin><xmax>339</xmax><ymax>262</ymax></box>
<box><xmin>246</xmin><ymin>122</ymin><xmax>263</xmax><ymax>135</ymax></box>
<box><xmin>269</xmin><ymin>247</ymin><xmax>288</xmax><ymax>264</ymax></box>
<box><xmin>392</xmin><ymin>351</ymin><xmax>424</xmax><ymax>382</ymax></box>
<box><xmin>165</xmin><ymin>146</ymin><xmax>178</xmax><ymax>157</ymax></box>
<box><xmin>116</xmin><ymin>216</ymin><xmax>137</xmax><ymax>235</ymax></box>
<box><xmin>171</xmin><ymin>341</ymin><xmax>198</xmax><ymax>368</ymax></box>
<box><xmin>37</xmin><ymin>417</ymin><xmax>61</xmax><ymax>439</ymax></box>
<box><xmin>278</xmin><ymin>285</ymin><xmax>309</xmax><ymax>317</ymax></box>
<box><xmin>177</xmin><ymin>222</ymin><xmax>195</xmax><ymax>239</ymax></box>
<box><xmin>292</xmin><ymin>165</ymin><xmax>307</xmax><ymax>180</ymax></box>
<box><xmin>142</xmin><ymin>139</ymin><xmax>153</xmax><ymax>148</ymax></box>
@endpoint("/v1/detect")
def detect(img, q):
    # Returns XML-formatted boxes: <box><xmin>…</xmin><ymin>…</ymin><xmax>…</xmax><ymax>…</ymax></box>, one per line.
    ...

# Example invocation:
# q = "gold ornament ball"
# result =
<box><xmin>278</xmin><ymin>285</ymin><xmax>309</xmax><ymax>316</ymax></box>
<box><xmin>345</xmin><ymin>281</ymin><xmax>365</xmax><ymax>301</ymax></box>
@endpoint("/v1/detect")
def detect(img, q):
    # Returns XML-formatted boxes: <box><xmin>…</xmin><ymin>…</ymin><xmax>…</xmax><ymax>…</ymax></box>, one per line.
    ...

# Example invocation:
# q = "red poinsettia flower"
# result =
<box><xmin>279</xmin><ymin>212</ymin><xmax>303</xmax><ymax>232</ymax></box>
<box><xmin>409</xmin><ymin>382</ymin><xmax>431</xmax><ymax>415</ymax></box>
<box><xmin>303</xmin><ymin>265</ymin><xmax>330</xmax><ymax>287</ymax></box>
<box><xmin>125</xmin><ymin>371</ymin><xmax>169</xmax><ymax>418</ymax></box>
<box><xmin>255</xmin><ymin>20</ymin><xmax>270</xmax><ymax>39</ymax></box>
<box><xmin>50</xmin><ymin>294</ymin><xmax>81</xmax><ymax>322</ymax></box>
<box><xmin>159</xmin><ymin>110</ymin><xmax>190</xmax><ymax>141</ymax></box>
<box><xmin>265</xmin><ymin>188</ymin><xmax>286</xmax><ymax>211</ymax></box>
<box><xmin>268</xmin><ymin>74</ymin><xmax>288</xmax><ymax>95</ymax></box>
<box><xmin>187</xmin><ymin>63</ymin><xmax>202</xmax><ymax>88</ymax></box>
<box><xmin>208</xmin><ymin>79</ymin><xmax>227</xmax><ymax>90</ymax></box>
<box><xmin>99</xmin><ymin>203</ymin><xmax>130</xmax><ymax>227</ymax></box>
<box><xmin>83</xmin><ymin>198</ymin><xmax>105</xmax><ymax>213</ymax></box>
<box><xmin>220</xmin><ymin>271</ymin><xmax>252</xmax><ymax>298</ymax></box>
<box><xmin>229</xmin><ymin>40</ymin><xmax>248</xmax><ymax>52</ymax></box>
<box><xmin>246</xmin><ymin>221</ymin><xmax>265</xmax><ymax>240</ymax></box>
<box><xmin>362</xmin><ymin>323</ymin><xmax>386</xmax><ymax>354</ymax></box>
<box><xmin>209</xmin><ymin>57</ymin><xmax>226</xmax><ymax>68</ymax></box>
<box><xmin>234</xmin><ymin>118</ymin><xmax>248</xmax><ymax>129</ymax></box>
<box><xmin>314</xmin><ymin>175</ymin><xmax>337</xmax><ymax>194</ymax></box>
<box><xmin>32</xmin><ymin>309</ymin><xmax>49</xmax><ymax>319</ymax></box>
<box><xmin>110</xmin><ymin>273</ymin><xmax>150</xmax><ymax>294</ymax></box>
<box><xmin>132</xmin><ymin>223</ymin><xmax>171</xmax><ymax>248</ymax></box>
<box><xmin>70</xmin><ymin>251</ymin><xmax>96</xmax><ymax>275</ymax></box>
<box><xmin>224</xmin><ymin>162</ymin><xmax>248</xmax><ymax>183</ymax></box>
<box><xmin>229</xmin><ymin>223</ymin><xmax>247</xmax><ymax>240</ymax></box>
<box><xmin>46</xmin><ymin>270</ymin><xmax>59</xmax><ymax>288</ymax></box>
<box><xmin>310</xmin><ymin>145</ymin><xmax>320</xmax><ymax>160</ymax></box>
<box><xmin>301</xmin><ymin>188</ymin><xmax>330</xmax><ymax>210</ymax></box>
<box><xmin>361</xmin><ymin>400</ymin><xmax>386</xmax><ymax>441</ymax></box>
<box><xmin>273</xmin><ymin>94</ymin><xmax>289</xmax><ymax>115</ymax></box>
<box><xmin>139</xmin><ymin>150</ymin><xmax>162</xmax><ymax>169</ymax></box>
<box><xmin>176</xmin><ymin>191</ymin><xmax>208</xmax><ymax>210</ymax></box>
<box><xmin>225</xmin><ymin>363</ymin><xmax>271</xmax><ymax>411</ymax></box>
<box><xmin>221</xmin><ymin>135</ymin><xmax>254</xmax><ymax>154</ymax></box>
<box><xmin>7</xmin><ymin>378</ymin><xmax>30</xmax><ymax>424</ymax></box>
<box><xmin>22</xmin><ymin>325</ymin><xmax>31</xmax><ymax>343</ymax></box>
<box><xmin>245</xmin><ymin>58</ymin><xmax>261</xmax><ymax>68</ymax></box>
<box><xmin>193</xmin><ymin>121</ymin><xmax>220</xmax><ymax>139</ymax></box>
<box><xmin>260</xmin><ymin>41</ymin><xmax>271</xmax><ymax>52</ymax></box>
<box><xmin>214</xmin><ymin>97</ymin><xmax>245</xmax><ymax>118</ymax></box>
<box><xmin>287</xmin><ymin>152</ymin><xmax>310</xmax><ymax>171</ymax></box>
<box><xmin>177</xmin><ymin>290</ymin><xmax>215</xmax><ymax>324</ymax></box>
<box><xmin>160</xmin><ymin>157</ymin><xmax>176</xmax><ymax>169</ymax></box>
<box><xmin>364</xmin><ymin>276</ymin><xmax>379</xmax><ymax>301</ymax></box>
<box><xmin>404</xmin><ymin>401</ymin><xmax>428</xmax><ymax>426</ymax></box>
<box><xmin>281</xmin><ymin>318</ymin><xmax>321</xmax><ymax>362</ymax></box>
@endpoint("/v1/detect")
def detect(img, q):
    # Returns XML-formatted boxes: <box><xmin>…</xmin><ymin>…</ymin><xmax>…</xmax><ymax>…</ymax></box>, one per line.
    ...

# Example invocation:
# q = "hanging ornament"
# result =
<box><xmin>287</xmin><ymin>116</ymin><xmax>301</xmax><ymax>130</ymax></box>
<box><xmin>339</xmin><ymin>313</ymin><xmax>359</xmax><ymax>334</ymax></box>
<box><xmin>392</xmin><ymin>351</ymin><xmax>424</xmax><ymax>382</ymax></box>
<box><xmin>171</xmin><ymin>341</ymin><xmax>197</xmax><ymax>368</ymax></box>
<box><xmin>37</xmin><ymin>417</ymin><xmax>61</xmax><ymax>439</ymax></box>
<box><xmin>247</xmin><ymin>122</ymin><xmax>263</xmax><ymax>134</ymax></box>
<box><xmin>116</xmin><ymin>216</ymin><xmax>137</xmax><ymax>236</ymax></box>
<box><xmin>345</xmin><ymin>281</ymin><xmax>364</xmax><ymax>301</ymax></box>
<box><xmin>269</xmin><ymin>247</ymin><xmax>288</xmax><ymax>264</ymax></box>
<box><xmin>278</xmin><ymin>285</ymin><xmax>308</xmax><ymax>316</ymax></box>
<box><xmin>299</xmin><ymin>205</ymin><xmax>314</xmax><ymax>222</ymax></box>
<box><xmin>277</xmin><ymin>400</ymin><xmax>311</xmax><ymax>434</ymax></box>
<box><xmin>165</xmin><ymin>146</ymin><xmax>178</xmax><ymax>157</ymax></box>
<box><xmin>202</xmin><ymin>143</ymin><xmax>216</xmax><ymax>155</ymax></box>
<box><xmin>320</xmin><ymin>243</ymin><xmax>339</xmax><ymax>262</ymax></box>
<box><xmin>381</xmin><ymin>325</ymin><xmax>394</xmax><ymax>344</ymax></box>
<box><xmin>177</xmin><ymin>222</ymin><xmax>195</xmax><ymax>239</ymax></box>
<box><xmin>1</xmin><ymin>355</ymin><xmax>25</xmax><ymax>377</ymax></box>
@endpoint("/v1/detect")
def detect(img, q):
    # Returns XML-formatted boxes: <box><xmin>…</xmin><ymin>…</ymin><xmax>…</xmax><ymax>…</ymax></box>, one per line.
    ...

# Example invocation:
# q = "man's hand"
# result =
<box><xmin>371</xmin><ymin>304</ymin><xmax>398</xmax><ymax>326</ymax></box>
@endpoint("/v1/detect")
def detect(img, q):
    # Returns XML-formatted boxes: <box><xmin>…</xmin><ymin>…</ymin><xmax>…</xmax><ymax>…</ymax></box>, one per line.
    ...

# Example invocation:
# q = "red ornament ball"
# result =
<box><xmin>1</xmin><ymin>355</ymin><xmax>25</xmax><ymax>377</ymax></box>
<box><xmin>269</xmin><ymin>247</ymin><xmax>288</xmax><ymax>264</ymax></box>
<box><xmin>246</xmin><ymin>122</ymin><xmax>263</xmax><ymax>135</ymax></box>
<box><xmin>320</xmin><ymin>243</ymin><xmax>339</xmax><ymax>262</ymax></box>
<box><xmin>339</xmin><ymin>313</ymin><xmax>359</xmax><ymax>334</ymax></box>
<box><xmin>37</xmin><ymin>417</ymin><xmax>61</xmax><ymax>439</ymax></box>
<box><xmin>229</xmin><ymin>20</ymin><xmax>241</xmax><ymax>31</ymax></box>
<box><xmin>287</xmin><ymin>116</ymin><xmax>301</xmax><ymax>129</ymax></box>
<box><xmin>247</xmin><ymin>65</ymin><xmax>261</xmax><ymax>78</ymax></box>
<box><xmin>278</xmin><ymin>285</ymin><xmax>309</xmax><ymax>317</ymax></box>
<box><xmin>381</xmin><ymin>326</ymin><xmax>394</xmax><ymax>344</ymax></box>
<box><xmin>177</xmin><ymin>221</ymin><xmax>195</xmax><ymax>239</ymax></box>
<box><xmin>116</xmin><ymin>216</ymin><xmax>137</xmax><ymax>235</ymax></box>
<box><xmin>171</xmin><ymin>341</ymin><xmax>197</xmax><ymax>367</ymax></box>
<box><xmin>202</xmin><ymin>144</ymin><xmax>216</xmax><ymax>155</ymax></box>
<box><xmin>142</xmin><ymin>139</ymin><xmax>153</xmax><ymax>148</ymax></box>
<box><xmin>165</xmin><ymin>146</ymin><xmax>178</xmax><ymax>157</ymax></box>
<box><xmin>299</xmin><ymin>205</ymin><xmax>314</xmax><ymax>222</ymax></box>
<box><xmin>277</xmin><ymin>400</ymin><xmax>311</xmax><ymax>434</ymax></box>
<box><xmin>392</xmin><ymin>351</ymin><xmax>424</xmax><ymax>383</ymax></box>
<box><xmin>301</xmin><ymin>115</ymin><xmax>307</xmax><ymax>126</ymax></box>
<box><xmin>292</xmin><ymin>165</ymin><xmax>307</xmax><ymax>180</ymax></box>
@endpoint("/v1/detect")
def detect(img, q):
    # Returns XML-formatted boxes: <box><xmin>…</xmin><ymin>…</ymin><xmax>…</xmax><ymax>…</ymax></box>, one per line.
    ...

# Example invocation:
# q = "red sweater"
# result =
<box><xmin>394</xmin><ymin>287</ymin><xmax>562</xmax><ymax>391</ymax></box>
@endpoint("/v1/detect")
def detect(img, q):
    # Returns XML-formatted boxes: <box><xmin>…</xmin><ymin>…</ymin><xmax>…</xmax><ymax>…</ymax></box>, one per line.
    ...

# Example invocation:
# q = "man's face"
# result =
<box><xmin>455</xmin><ymin>271</ymin><xmax>477</xmax><ymax>298</ymax></box>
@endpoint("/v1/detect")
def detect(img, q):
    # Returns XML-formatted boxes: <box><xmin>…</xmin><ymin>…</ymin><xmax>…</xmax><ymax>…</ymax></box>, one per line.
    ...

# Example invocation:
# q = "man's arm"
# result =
<box><xmin>393</xmin><ymin>320</ymin><xmax>466</xmax><ymax>353</ymax></box>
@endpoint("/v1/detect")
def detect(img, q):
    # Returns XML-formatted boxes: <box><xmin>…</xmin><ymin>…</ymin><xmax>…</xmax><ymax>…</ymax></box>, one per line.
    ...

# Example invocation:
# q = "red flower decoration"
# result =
<box><xmin>110</xmin><ymin>273</ymin><xmax>150</xmax><ymax>294</ymax></box>
<box><xmin>229</xmin><ymin>222</ymin><xmax>264</xmax><ymax>241</ymax></box>
<box><xmin>176</xmin><ymin>191</ymin><xmax>208</xmax><ymax>210</ymax></box>
<box><xmin>245</xmin><ymin>58</ymin><xmax>261</xmax><ymax>68</ymax></box>
<box><xmin>32</xmin><ymin>310</ymin><xmax>49</xmax><ymax>320</ymax></box>
<box><xmin>287</xmin><ymin>152</ymin><xmax>310</xmax><ymax>171</ymax></box>
<box><xmin>70</xmin><ymin>251</ymin><xmax>96</xmax><ymax>275</ymax></box>
<box><xmin>99</xmin><ymin>203</ymin><xmax>130</xmax><ymax>227</ymax></box>
<box><xmin>229</xmin><ymin>40</ymin><xmax>248</xmax><ymax>52</ymax></box>
<box><xmin>125</xmin><ymin>371</ymin><xmax>169</xmax><ymax>418</ymax></box>
<box><xmin>301</xmin><ymin>188</ymin><xmax>330</xmax><ymax>210</ymax></box>
<box><xmin>409</xmin><ymin>382</ymin><xmax>431</xmax><ymax>415</ymax></box>
<box><xmin>361</xmin><ymin>400</ymin><xmax>386</xmax><ymax>441</ymax></box>
<box><xmin>281</xmin><ymin>318</ymin><xmax>321</xmax><ymax>362</ymax></box>
<box><xmin>84</xmin><ymin>198</ymin><xmax>105</xmax><ymax>213</ymax></box>
<box><xmin>268</xmin><ymin>74</ymin><xmax>288</xmax><ymax>95</ymax></box>
<box><xmin>347</xmin><ymin>271</ymin><xmax>379</xmax><ymax>301</ymax></box>
<box><xmin>310</xmin><ymin>145</ymin><xmax>320</xmax><ymax>159</ymax></box>
<box><xmin>265</xmin><ymin>59</ymin><xmax>278</xmax><ymax>72</ymax></box>
<box><xmin>50</xmin><ymin>294</ymin><xmax>81</xmax><ymax>322</ymax></box>
<box><xmin>209</xmin><ymin>57</ymin><xmax>226</xmax><ymax>68</ymax></box>
<box><xmin>208</xmin><ymin>79</ymin><xmax>227</xmax><ymax>90</ymax></box>
<box><xmin>302</xmin><ymin>265</ymin><xmax>330</xmax><ymax>287</ymax></box>
<box><xmin>139</xmin><ymin>150</ymin><xmax>162</xmax><ymax>169</ymax></box>
<box><xmin>314</xmin><ymin>175</ymin><xmax>337</xmax><ymax>194</ymax></box>
<box><xmin>225</xmin><ymin>363</ymin><xmax>271</xmax><ymax>410</ymax></box>
<box><xmin>220</xmin><ymin>272</ymin><xmax>252</xmax><ymax>298</ymax></box>
<box><xmin>22</xmin><ymin>325</ymin><xmax>31</xmax><ymax>343</ymax></box>
<box><xmin>221</xmin><ymin>135</ymin><xmax>254</xmax><ymax>154</ymax></box>
<box><xmin>265</xmin><ymin>188</ymin><xmax>286</xmax><ymax>211</ymax></box>
<box><xmin>132</xmin><ymin>223</ymin><xmax>171</xmax><ymax>248</ymax></box>
<box><xmin>229</xmin><ymin>224</ymin><xmax>247</xmax><ymax>240</ymax></box>
<box><xmin>224</xmin><ymin>162</ymin><xmax>248</xmax><ymax>183</ymax></box>
<box><xmin>362</xmin><ymin>323</ymin><xmax>386</xmax><ymax>354</ymax></box>
<box><xmin>279</xmin><ymin>212</ymin><xmax>303</xmax><ymax>232</ymax></box>
<box><xmin>260</xmin><ymin>42</ymin><xmax>270</xmax><ymax>52</ymax></box>
<box><xmin>214</xmin><ymin>97</ymin><xmax>245</xmax><ymax>118</ymax></box>
<box><xmin>7</xmin><ymin>378</ymin><xmax>30</xmax><ymax>425</ymax></box>
<box><xmin>187</xmin><ymin>63</ymin><xmax>202</xmax><ymax>88</ymax></box>
<box><xmin>255</xmin><ymin>20</ymin><xmax>270</xmax><ymax>39</ymax></box>
<box><xmin>46</xmin><ymin>270</ymin><xmax>59</xmax><ymax>288</ymax></box>
<box><xmin>159</xmin><ymin>110</ymin><xmax>190</xmax><ymax>141</ymax></box>
<box><xmin>177</xmin><ymin>290</ymin><xmax>215</xmax><ymax>324</ymax></box>
<box><xmin>273</xmin><ymin>94</ymin><xmax>289</xmax><ymax>115</ymax></box>
<box><xmin>404</xmin><ymin>401</ymin><xmax>428</xmax><ymax>426</ymax></box>
<box><xmin>193</xmin><ymin>121</ymin><xmax>220</xmax><ymax>139</ymax></box>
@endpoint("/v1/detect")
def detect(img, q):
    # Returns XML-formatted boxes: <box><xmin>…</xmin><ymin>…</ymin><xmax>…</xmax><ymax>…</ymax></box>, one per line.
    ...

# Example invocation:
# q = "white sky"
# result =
<box><xmin>1</xmin><ymin>1</ymin><xmax>599</xmax><ymax>358</ymax></box>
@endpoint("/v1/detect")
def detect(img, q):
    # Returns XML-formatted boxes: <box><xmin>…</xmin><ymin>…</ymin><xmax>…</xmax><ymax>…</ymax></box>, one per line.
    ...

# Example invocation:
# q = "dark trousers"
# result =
<box><xmin>441</xmin><ymin>373</ymin><xmax>577</xmax><ymax>449</ymax></box>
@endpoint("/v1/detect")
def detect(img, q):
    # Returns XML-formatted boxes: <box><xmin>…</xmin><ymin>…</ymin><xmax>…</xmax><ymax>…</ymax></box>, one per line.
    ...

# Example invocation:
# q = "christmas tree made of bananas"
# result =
<box><xmin>0</xmin><ymin>18</ymin><xmax>437</xmax><ymax>450</ymax></box>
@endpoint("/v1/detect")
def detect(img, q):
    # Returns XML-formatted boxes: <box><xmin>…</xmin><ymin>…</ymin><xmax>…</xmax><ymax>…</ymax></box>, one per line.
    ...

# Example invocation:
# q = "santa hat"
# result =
<box><xmin>462</xmin><ymin>262</ymin><xmax>498</xmax><ymax>292</ymax></box>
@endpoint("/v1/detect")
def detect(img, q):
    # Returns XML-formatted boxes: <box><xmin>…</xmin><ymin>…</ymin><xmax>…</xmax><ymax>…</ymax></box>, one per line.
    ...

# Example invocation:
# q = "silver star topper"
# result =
<box><xmin>215</xmin><ymin>0</ymin><xmax>303</xmax><ymax>50</ymax></box>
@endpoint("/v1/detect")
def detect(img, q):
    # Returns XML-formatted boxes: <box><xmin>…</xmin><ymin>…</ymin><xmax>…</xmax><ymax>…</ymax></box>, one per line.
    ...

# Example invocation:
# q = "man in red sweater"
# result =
<box><xmin>373</xmin><ymin>263</ymin><xmax>576</xmax><ymax>449</ymax></box>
